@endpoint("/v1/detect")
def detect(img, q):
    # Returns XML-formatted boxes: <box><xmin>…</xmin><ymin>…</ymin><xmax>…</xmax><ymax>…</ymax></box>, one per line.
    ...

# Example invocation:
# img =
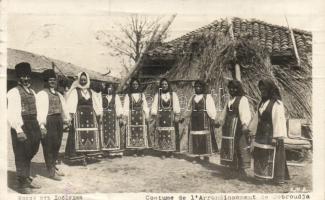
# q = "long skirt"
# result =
<box><xmin>11</xmin><ymin>115</ymin><xmax>41</xmax><ymax>182</ymax></box>
<box><xmin>153</xmin><ymin>110</ymin><xmax>177</xmax><ymax>152</ymax></box>
<box><xmin>220</xmin><ymin>117</ymin><xmax>250</xmax><ymax>169</ymax></box>
<box><xmin>126</xmin><ymin>110</ymin><xmax>149</xmax><ymax>149</ymax></box>
<box><xmin>188</xmin><ymin>131</ymin><xmax>213</xmax><ymax>156</ymax></box>
<box><xmin>41</xmin><ymin>114</ymin><xmax>63</xmax><ymax>175</ymax></box>
<box><xmin>101</xmin><ymin>110</ymin><xmax>123</xmax><ymax>156</ymax></box>
<box><xmin>253</xmin><ymin>139</ymin><xmax>290</xmax><ymax>182</ymax></box>
<box><xmin>65</xmin><ymin>105</ymin><xmax>100</xmax><ymax>162</ymax></box>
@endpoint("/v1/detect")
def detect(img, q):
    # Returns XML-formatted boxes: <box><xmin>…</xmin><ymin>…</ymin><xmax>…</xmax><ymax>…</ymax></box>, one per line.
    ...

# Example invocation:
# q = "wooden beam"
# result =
<box><xmin>227</xmin><ymin>18</ymin><xmax>241</xmax><ymax>81</ymax></box>
<box><xmin>285</xmin><ymin>16</ymin><xmax>301</xmax><ymax>67</ymax></box>
<box><xmin>235</xmin><ymin>63</ymin><xmax>241</xmax><ymax>81</ymax></box>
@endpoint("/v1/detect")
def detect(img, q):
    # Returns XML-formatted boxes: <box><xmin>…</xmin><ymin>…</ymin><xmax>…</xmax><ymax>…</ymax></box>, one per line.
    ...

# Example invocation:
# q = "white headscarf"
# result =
<box><xmin>66</xmin><ymin>72</ymin><xmax>91</xmax><ymax>99</ymax></box>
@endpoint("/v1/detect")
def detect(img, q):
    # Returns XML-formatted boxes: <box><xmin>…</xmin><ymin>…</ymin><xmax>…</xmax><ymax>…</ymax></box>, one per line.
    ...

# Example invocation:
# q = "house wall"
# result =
<box><xmin>7</xmin><ymin>70</ymin><xmax>118</xmax><ymax>94</ymax></box>
<box><xmin>7</xmin><ymin>70</ymin><xmax>45</xmax><ymax>92</ymax></box>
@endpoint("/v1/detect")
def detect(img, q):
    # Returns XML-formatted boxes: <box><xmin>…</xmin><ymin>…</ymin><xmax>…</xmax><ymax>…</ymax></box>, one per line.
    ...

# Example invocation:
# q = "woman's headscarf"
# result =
<box><xmin>258</xmin><ymin>78</ymin><xmax>282</xmax><ymax>102</ymax></box>
<box><xmin>159</xmin><ymin>78</ymin><xmax>172</xmax><ymax>93</ymax></box>
<box><xmin>228</xmin><ymin>80</ymin><xmax>246</xmax><ymax>96</ymax></box>
<box><xmin>66</xmin><ymin>71</ymin><xmax>91</xmax><ymax>98</ymax></box>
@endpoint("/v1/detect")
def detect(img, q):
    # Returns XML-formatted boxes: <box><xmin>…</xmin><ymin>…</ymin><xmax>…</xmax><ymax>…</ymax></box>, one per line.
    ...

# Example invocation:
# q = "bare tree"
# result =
<box><xmin>96</xmin><ymin>14</ymin><xmax>168</xmax><ymax>75</ymax></box>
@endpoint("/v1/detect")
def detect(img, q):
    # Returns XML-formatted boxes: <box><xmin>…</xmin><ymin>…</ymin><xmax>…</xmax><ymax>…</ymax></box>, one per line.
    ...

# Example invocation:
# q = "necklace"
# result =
<box><xmin>160</xmin><ymin>93</ymin><xmax>172</xmax><ymax>109</ymax></box>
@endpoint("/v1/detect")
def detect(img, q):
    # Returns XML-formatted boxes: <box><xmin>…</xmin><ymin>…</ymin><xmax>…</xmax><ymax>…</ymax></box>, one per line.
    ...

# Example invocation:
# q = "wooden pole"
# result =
<box><xmin>227</xmin><ymin>18</ymin><xmax>241</xmax><ymax>81</ymax></box>
<box><xmin>285</xmin><ymin>16</ymin><xmax>301</xmax><ymax>67</ymax></box>
<box><xmin>235</xmin><ymin>63</ymin><xmax>241</xmax><ymax>81</ymax></box>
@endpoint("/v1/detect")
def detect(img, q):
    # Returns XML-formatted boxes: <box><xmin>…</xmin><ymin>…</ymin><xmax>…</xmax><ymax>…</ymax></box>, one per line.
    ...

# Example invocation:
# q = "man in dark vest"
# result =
<box><xmin>36</xmin><ymin>69</ymin><xmax>70</xmax><ymax>181</ymax></box>
<box><xmin>7</xmin><ymin>62</ymin><xmax>43</xmax><ymax>193</ymax></box>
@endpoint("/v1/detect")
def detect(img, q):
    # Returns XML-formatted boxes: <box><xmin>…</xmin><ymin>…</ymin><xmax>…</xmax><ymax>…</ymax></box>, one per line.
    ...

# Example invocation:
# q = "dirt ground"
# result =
<box><xmin>7</xmin><ymin>132</ymin><xmax>312</xmax><ymax>194</ymax></box>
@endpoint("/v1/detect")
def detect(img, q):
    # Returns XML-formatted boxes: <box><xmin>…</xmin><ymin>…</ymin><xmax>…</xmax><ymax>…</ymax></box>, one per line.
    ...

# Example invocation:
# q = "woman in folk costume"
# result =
<box><xmin>250</xmin><ymin>78</ymin><xmax>290</xmax><ymax>185</ymax></box>
<box><xmin>65</xmin><ymin>72</ymin><xmax>102</xmax><ymax>165</ymax></box>
<box><xmin>100</xmin><ymin>83</ymin><xmax>124</xmax><ymax>157</ymax></box>
<box><xmin>36</xmin><ymin>69</ymin><xmax>70</xmax><ymax>181</ymax></box>
<box><xmin>151</xmin><ymin>78</ymin><xmax>181</xmax><ymax>158</ymax></box>
<box><xmin>122</xmin><ymin>78</ymin><xmax>150</xmax><ymax>156</ymax></box>
<box><xmin>218</xmin><ymin>80</ymin><xmax>252</xmax><ymax>179</ymax></box>
<box><xmin>7</xmin><ymin>62</ymin><xmax>42</xmax><ymax>193</ymax></box>
<box><xmin>185</xmin><ymin>80</ymin><xmax>217</xmax><ymax>162</ymax></box>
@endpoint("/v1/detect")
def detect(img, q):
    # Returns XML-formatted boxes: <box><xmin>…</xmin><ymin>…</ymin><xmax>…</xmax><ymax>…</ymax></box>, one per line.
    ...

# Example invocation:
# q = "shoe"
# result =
<box><xmin>27</xmin><ymin>179</ymin><xmax>41</xmax><ymax>189</ymax></box>
<box><xmin>55</xmin><ymin>168</ymin><xmax>65</xmax><ymax>176</ymax></box>
<box><xmin>49</xmin><ymin>173</ymin><xmax>62</xmax><ymax>181</ymax></box>
<box><xmin>18</xmin><ymin>186</ymin><xmax>32</xmax><ymax>194</ymax></box>
<box><xmin>18</xmin><ymin>179</ymin><xmax>33</xmax><ymax>193</ymax></box>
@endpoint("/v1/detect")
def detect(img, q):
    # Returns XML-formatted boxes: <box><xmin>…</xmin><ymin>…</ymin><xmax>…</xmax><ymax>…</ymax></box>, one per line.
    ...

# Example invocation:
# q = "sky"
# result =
<box><xmin>6</xmin><ymin>0</ymin><xmax>322</xmax><ymax>77</ymax></box>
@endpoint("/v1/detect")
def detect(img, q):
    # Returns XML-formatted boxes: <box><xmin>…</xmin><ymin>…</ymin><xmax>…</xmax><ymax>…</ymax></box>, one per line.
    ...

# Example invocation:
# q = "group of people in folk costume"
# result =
<box><xmin>7</xmin><ymin>62</ymin><xmax>290</xmax><ymax>193</ymax></box>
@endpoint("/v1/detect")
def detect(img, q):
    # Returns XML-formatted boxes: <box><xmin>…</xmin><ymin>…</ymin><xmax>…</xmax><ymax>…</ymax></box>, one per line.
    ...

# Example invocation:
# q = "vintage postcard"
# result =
<box><xmin>1</xmin><ymin>0</ymin><xmax>324</xmax><ymax>199</ymax></box>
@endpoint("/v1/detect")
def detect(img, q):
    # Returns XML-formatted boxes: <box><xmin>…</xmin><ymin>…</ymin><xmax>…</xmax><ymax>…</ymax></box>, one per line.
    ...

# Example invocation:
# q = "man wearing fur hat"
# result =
<box><xmin>7</xmin><ymin>62</ymin><xmax>43</xmax><ymax>193</ymax></box>
<box><xmin>36</xmin><ymin>69</ymin><xmax>70</xmax><ymax>181</ymax></box>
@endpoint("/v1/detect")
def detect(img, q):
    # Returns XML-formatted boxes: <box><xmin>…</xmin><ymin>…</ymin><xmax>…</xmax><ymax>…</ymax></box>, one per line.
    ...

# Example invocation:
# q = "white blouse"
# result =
<box><xmin>220</xmin><ymin>96</ymin><xmax>252</xmax><ymax>126</ymax></box>
<box><xmin>249</xmin><ymin>100</ymin><xmax>287</xmax><ymax>138</ymax></box>
<box><xmin>187</xmin><ymin>94</ymin><xmax>216</xmax><ymax>120</ymax></box>
<box><xmin>123</xmin><ymin>93</ymin><xmax>149</xmax><ymax>119</ymax></box>
<box><xmin>151</xmin><ymin>92</ymin><xmax>181</xmax><ymax>116</ymax></box>
<box><xmin>102</xmin><ymin>94</ymin><xmax>123</xmax><ymax>117</ymax></box>
<box><xmin>7</xmin><ymin>87</ymin><xmax>37</xmax><ymax>133</ymax></box>
<box><xmin>66</xmin><ymin>88</ymin><xmax>102</xmax><ymax>116</ymax></box>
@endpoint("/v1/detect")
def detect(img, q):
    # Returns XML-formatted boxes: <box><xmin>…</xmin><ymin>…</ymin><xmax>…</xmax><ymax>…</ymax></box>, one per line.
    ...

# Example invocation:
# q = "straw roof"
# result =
<box><xmin>141</xmin><ymin>18</ymin><xmax>312</xmax><ymax>120</ymax></box>
<box><xmin>145</xmin><ymin>18</ymin><xmax>311</xmax><ymax>60</ymax></box>
<box><xmin>7</xmin><ymin>48</ymin><xmax>119</xmax><ymax>83</ymax></box>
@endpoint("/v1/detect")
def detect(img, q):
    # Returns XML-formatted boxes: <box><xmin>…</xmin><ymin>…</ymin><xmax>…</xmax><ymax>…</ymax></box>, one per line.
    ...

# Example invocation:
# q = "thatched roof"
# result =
<box><xmin>7</xmin><ymin>48</ymin><xmax>119</xmax><ymax>83</ymax></box>
<box><xmin>145</xmin><ymin>18</ymin><xmax>312</xmax><ymax>60</ymax></box>
<box><xmin>141</xmin><ymin>18</ymin><xmax>312</xmax><ymax>121</ymax></box>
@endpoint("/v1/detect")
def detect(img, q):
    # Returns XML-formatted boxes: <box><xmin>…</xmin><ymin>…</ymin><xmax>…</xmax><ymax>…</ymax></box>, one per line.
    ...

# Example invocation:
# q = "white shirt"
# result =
<box><xmin>66</xmin><ymin>88</ymin><xmax>102</xmax><ymax>116</ymax></box>
<box><xmin>249</xmin><ymin>100</ymin><xmax>287</xmax><ymax>138</ymax></box>
<box><xmin>151</xmin><ymin>92</ymin><xmax>181</xmax><ymax>116</ymax></box>
<box><xmin>7</xmin><ymin>86</ymin><xmax>37</xmax><ymax>133</ymax></box>
<box><xmin>102</xmin><ymin>94</ymin><xmax>123</xmax><ymax>116</ymax></box>
<box><xmin>123</xmin><ymin>93</ymin><xmax>149</xmax><ymax>119</ymax></box>
<box><xmin>220</xmin><ymin>96</ymin><xmax>251</xmax><ymax>126</ymax></box>
<box><xmin>36</xmin><ymin>89</ymin><xmax>70</xmax><ymax>126</ymax></box>
<box><xmin>187</xmin><ymin>94</ymin><xmax>216</xmax><ymax>120</ymax></box>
